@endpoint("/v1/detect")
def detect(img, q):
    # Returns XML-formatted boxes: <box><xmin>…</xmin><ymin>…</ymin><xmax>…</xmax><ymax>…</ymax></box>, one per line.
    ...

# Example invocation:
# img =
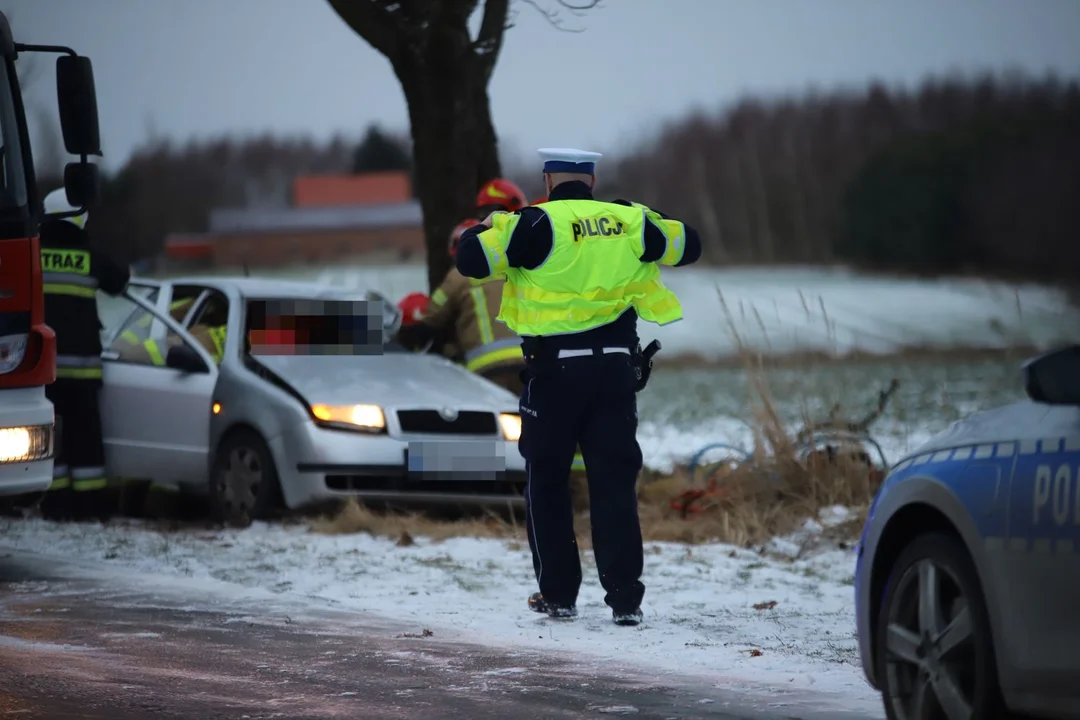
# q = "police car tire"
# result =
<box><xmin>875</xmin><ymin>532</ymin><xmax>1011</xmax><ymax>720</ymax></box>
<box><xmin>209</xmin><ymin>429</ymin><xmax>283</xmax><ymax>529</ymax></box>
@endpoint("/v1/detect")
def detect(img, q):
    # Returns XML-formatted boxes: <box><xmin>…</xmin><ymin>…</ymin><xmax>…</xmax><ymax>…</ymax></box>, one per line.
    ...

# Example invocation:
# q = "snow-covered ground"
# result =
<box><xmin>0</xmin><ymin>506</ymin><xmax>881</xmax><ymax>715</ymax></box>
<box><xmin>243</xmin><ymin>264</ymin><xmax>1078</xmax><ymax>359</ymax></box>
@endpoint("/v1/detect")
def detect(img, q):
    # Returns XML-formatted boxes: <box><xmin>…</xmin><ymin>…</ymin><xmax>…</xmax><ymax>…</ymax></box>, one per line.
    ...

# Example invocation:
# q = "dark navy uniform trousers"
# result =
<box><xmin>518</xmin><ymin>349</ymin><xmax>645</xmax><ymax>613</ymax></box>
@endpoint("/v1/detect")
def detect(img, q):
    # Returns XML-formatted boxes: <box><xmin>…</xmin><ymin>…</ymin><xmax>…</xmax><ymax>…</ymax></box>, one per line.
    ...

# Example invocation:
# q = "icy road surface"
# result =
<box><xmin>0</xmin><ymin>507</ymin><xmax>884</xmax><ymax>718</ymax></box>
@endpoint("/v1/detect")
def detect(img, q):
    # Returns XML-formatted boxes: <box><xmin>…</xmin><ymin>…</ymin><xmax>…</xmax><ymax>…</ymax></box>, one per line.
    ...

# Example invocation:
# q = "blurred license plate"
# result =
<box><xmin>405</xmin><ymin>440</ymin><xmax>505</xmax><ymax>476</ymax></box>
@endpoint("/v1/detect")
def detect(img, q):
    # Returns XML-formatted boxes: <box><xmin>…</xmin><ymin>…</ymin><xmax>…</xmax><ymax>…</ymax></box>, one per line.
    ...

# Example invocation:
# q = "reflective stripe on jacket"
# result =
<box><xmin>478</xmin><ymin>200</ymin><xmax>683</xmax><ymax>336</ymax></box>
<box><xmin>56</xmin><ymin>353</ymin><xmax>103</xmax><ymax>380</ymax></box>
<box><xmin>112</xmin><ymin>324</ymin><xmax>225</xmax><ymax>366</ymax></box>
<box><xmin>42</xmin><ymin>247</ymin><xmax>99</xmax><ymax>298</ymax></box>
<box><xmin>423</xmin><ymin>268</ymin><xmax>523</xmax><ymax>373</ymax></box>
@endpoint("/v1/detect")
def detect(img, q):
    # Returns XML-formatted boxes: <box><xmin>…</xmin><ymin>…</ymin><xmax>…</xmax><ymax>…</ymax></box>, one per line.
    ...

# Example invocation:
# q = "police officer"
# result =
<box><xmin>455</xmin><ymin>148</ymin><xmax>701</xmax><ymax>626</ymax></box>
<box><xmin>396</xmin><ymin>219</ymin><xmax>526</xmax><ymax>394</ymax></box>
<box><xmin>39</xmin><ymin>188</ymin><xmax>131</xmax><ymax>522</ymax></box>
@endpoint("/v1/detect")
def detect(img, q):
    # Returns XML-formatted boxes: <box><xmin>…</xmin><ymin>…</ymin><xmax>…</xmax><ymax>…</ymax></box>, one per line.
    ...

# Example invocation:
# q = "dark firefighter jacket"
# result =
<box><xmin>40</xmin><ymin>219</ymin><xmax>130</xmax><ymax>381</ymax></box>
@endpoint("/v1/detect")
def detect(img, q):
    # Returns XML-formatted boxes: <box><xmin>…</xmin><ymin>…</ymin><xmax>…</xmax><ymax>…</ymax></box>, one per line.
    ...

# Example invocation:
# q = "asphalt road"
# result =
<box><xmin>0</xmin><ymin>550</ymin><xmax>882</xmax><ymax>720</ymax></box>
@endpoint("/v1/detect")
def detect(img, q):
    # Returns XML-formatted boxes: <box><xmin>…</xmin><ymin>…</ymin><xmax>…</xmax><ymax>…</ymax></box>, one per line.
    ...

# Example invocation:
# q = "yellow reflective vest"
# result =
<box><xmin>477</xmin><ymin>200</ymin><xmax>683</xmax><ymax>336</ymax></box>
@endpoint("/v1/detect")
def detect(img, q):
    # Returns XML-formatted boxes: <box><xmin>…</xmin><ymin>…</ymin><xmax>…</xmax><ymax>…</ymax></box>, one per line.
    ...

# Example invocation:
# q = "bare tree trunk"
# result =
<box><xmin>326</xmin><ymin>0</ymin><xmax>511</xmax><ymax>292</ymax></box>
<box><xmin>729</xmin><ymin>148</ymin><xmax>755</xmax><ymax>263</ymax></box>
<box><xmin>746</xmin><ymin>129</ymin><xmax>775</xmax><ymax>263</ymax></box>
<box><xmin>784</xmin><ymin>122</ymin><xmax>812</xmax><ymax>262</ymax></box>
<box><xmin>689</xmin><ymin>151</ymin><xmax>726</xmax><ymax>262</ymax></box>
<box><xmin>398</xmin><ymin>60</ymin><xmax>501</xmax><ymax>290</ymax></box>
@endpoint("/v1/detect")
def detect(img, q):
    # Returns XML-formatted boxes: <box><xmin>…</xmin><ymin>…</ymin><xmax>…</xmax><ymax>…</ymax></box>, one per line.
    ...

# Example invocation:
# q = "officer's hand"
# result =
<box><xmin>481</xmin><ymin>210</ymin><xmax>506</xmax><ymax>228</ymax></box>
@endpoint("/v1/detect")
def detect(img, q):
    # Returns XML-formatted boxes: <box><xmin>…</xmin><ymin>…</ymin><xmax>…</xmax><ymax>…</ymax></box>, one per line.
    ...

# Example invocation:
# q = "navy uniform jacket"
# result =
<box><xmin>454</xmin><ymin>180</ymin><xmax>702</xmax><ymax>351</ymax></box>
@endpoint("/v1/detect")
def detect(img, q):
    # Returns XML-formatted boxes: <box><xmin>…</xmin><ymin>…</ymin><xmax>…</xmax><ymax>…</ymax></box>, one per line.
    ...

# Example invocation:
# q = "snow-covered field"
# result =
<box><xmin>0</xmin><ymin>506</ymin><xmax>882</xmax><ymax>715</ymax></box>
<box><xmin>189</xmin><ymin>263</ymin><xmax>1078</xmax><ymax>360</ymax></box>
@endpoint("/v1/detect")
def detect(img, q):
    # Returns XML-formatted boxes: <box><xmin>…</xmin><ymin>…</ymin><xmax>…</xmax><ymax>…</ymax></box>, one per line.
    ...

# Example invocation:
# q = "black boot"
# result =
<box><xmin>40</xmin><ymin>488</ymin><xmax>74</xmax><ymax>522</ymax></box>
<box><xmin>528</xmin><ymin>592</ymin><xmax>577</xmax><ymax>619</ymax></box>
<box><xmin>612</xmin><ymin>607</ymin><xmax>643</xmax><ymax>627</ymax></box>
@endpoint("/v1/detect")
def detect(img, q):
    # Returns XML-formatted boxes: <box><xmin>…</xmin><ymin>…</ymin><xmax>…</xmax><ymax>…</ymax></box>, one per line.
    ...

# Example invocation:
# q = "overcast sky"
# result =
<box><xmin>8</xmin><ymin>0</ymin><xmax>1080</xmax><ymax>173</ymax></box>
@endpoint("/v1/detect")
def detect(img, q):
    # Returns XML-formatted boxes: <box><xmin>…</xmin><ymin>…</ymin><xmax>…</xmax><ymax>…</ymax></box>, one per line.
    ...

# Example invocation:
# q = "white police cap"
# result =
<box><xmin>43</xmin><ymin>188</ymin><xmax>88</xmax><ymax>230</ymax></box>
<box><xmin>538</xmin><ymin>147</ymin><xmax>602</xmax><ymax>175</ymax></box>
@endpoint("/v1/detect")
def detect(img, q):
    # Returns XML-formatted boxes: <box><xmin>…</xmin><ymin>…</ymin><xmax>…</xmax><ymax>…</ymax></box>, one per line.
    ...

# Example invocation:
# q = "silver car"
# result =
<box><xmin>98</xmin><ymin>276</ymin><xmax>526</xmax><ymax>527</ymax></box>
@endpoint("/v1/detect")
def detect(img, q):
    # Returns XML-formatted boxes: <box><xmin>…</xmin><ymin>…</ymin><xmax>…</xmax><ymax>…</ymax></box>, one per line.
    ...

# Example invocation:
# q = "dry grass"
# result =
<box><xmin>310</xmin><ymin>501</ymin><xmax>523</xmax><ymax>544</ymax></box>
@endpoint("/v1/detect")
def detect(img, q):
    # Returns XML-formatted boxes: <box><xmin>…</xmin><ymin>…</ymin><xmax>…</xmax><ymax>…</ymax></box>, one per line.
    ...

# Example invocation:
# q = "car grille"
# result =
<box><xmin>396</xmin><ymin>410</ymin><xmax>497</xmax><ymax>435</ymax></box>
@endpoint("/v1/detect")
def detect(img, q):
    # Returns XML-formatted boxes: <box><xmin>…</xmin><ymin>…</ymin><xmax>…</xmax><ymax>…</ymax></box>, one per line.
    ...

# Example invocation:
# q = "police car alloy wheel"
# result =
<box><xmin>875</xmin><ymin>532</ymin><xmax>1008</xmax><ymax>720</ymax></box>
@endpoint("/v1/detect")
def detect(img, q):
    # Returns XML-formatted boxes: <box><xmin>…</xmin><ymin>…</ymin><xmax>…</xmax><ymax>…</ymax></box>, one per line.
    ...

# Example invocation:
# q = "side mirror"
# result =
<box><xmin>166</xmin><ymin>344</ymin><xmax>209</xmax><ymax>374</ymax></box>
<box><xmin>1023</xmin><ymin>345</ymin><xmax>1080</xmax><ymax>405</ymax></box>
<box><xmin>63</xmin><ymin>162</ymin><xmax>99</xmax><ymax>208</ymax></box>
<box><xmin>55</xmin><ymin>55</ymin><xmax>102</xmax><ymax>157</ymax></box>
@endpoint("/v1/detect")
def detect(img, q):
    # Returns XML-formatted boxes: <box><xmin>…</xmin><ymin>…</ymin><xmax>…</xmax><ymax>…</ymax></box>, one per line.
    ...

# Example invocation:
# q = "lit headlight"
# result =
<box><xmin>311</xmin><ymin>403</ymin><xmax>386</xmax><ymax>432</ymax></box>
<box><xmin>0</xmin><ymin>425</ymin><xmax>53</xmax><ymax>464</ymax></box>
<box><xmin>0</xmin><ymin>333</ymin><xmax>28</xmax><ymax>374</ymax></box>
<box><xmin>499</xmin><ymin>413</ymin><xmax>521</xmax><ymax>442</ymax></box>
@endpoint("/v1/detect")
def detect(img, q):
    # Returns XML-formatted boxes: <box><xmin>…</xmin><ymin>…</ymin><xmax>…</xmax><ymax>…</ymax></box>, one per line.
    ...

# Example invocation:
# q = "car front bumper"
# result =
<box><xmin>270</xmin><ymin>419</ymin><xmax>528</xmax><ymax>510</ymax></box>
<box><xmin>0</xmin><ymin>387</ymin><xmax>54</xmax><ymax>496</ymax></box>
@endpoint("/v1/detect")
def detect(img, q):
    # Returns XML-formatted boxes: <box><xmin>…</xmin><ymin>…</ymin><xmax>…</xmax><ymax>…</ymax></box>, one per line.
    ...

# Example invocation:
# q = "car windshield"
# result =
<box><xmin>245</xmin><ymin>296</ymin><xmax>408</xmax><ymax>356</ymax></box>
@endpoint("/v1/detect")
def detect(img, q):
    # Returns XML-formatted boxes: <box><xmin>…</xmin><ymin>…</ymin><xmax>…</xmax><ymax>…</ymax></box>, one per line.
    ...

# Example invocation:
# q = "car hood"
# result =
<box><xmin>254</xmin><ymin>353</ymin><xmax>520</xmax><ymax>412</ymax></box>
<box><xmin>903</xmin><ymin>399</ymin><xmax>1079</xmax><ymax>462</ymax></box>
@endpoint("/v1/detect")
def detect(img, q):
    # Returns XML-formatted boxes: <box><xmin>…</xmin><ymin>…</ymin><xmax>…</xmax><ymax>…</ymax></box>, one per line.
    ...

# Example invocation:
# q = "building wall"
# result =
<box><xmin>210</xmin><ymin>226</ymin><xmax>426</xmax><ymax>268</ymax></box>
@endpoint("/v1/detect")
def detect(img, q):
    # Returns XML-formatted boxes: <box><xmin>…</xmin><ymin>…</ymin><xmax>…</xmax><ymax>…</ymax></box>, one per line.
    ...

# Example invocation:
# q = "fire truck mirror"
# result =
<box><xmin>63</xmin><ymin>161</ymin><xmax>99</xmax><ymax>208</ymax></box>
<box><xmin>56</xmin><ymin>55</ymin><xmax>102</xmax><ymax>157</ymax></box>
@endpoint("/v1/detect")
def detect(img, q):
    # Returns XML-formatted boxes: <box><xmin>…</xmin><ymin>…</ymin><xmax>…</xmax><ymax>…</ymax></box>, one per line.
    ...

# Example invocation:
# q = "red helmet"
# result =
<box><xmin>476</xmin><ymin>178</ymin><xmax>526</xmax><ymax>213</ymax></box>
<box><xmin>531</xmin><ymin>195</ymin><xmax>548</xmax><ymax>205</ymax></box>
<box><xmin>397</xmin><ymin>292</ymin><xmax>430</xmax><ymax>327</ymax></box>
<box><xmin>449</xmin><ymin>218</ymin><xmax>481</xmax><ymax>257</ymax></box>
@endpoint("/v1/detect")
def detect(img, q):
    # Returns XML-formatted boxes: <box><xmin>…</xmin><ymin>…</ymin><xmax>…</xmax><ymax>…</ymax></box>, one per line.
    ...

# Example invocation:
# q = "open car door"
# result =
<box><xmin>99</xmin><ymin>278</ymin><xmax>165</xmax><ymax>349</ymax></box>
<box><xmin>99</xmin><ymin>287</ymin><xmax>219</xmax><ymax>486</ymax></box>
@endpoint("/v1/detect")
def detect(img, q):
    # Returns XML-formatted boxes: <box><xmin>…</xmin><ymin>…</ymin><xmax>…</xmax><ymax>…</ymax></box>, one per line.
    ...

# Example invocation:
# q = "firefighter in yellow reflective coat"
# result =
<box><xmin>112</xmin><ymin>299</ymin><xmax>226</xmax><ymax>367</ymax></box>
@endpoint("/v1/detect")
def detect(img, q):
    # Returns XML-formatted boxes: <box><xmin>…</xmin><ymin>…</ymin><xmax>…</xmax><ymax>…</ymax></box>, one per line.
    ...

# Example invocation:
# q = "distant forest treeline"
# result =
<box><xmin>36</xmin><ymin>72</ymin><xmax>1079</xmax><ymax>296</ymax></box>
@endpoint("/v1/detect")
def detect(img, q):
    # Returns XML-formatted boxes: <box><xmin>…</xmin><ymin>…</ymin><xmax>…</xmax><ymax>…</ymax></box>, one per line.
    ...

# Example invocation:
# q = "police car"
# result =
<box><xmin>855</xmin><ymin>345</ymin><xmax>1080</xmax><ymax>719</ymax></box>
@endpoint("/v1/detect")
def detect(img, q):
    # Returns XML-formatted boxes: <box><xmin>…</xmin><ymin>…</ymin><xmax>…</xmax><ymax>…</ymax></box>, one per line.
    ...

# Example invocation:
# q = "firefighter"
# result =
<box><xmin>137</xmin><ymin>322</ymin><xmax>226</xmax><ymax>366</ymax></box>
<box><xmin>455</xmin><ymin>148</ymin><xmax>702</xmax><ymax>626</ymax></box>
<box><xmin>395</xmin><ymin>219</ymin><xmax>526</xmax><ymax>394</ymax></box>
<box><xmin>476</xmin><ymin>178</ymin><xmax>528</xmax><ymax>221</ymax></box>
<box><xmin>397</xmin><ymin>292</ymin><xmax>430</xmax><ymax>330</ymax></box>
<box><xmin>38</xmin><ymin>188</ymin><xmax>131</xmax><ymax>522</ymax></box>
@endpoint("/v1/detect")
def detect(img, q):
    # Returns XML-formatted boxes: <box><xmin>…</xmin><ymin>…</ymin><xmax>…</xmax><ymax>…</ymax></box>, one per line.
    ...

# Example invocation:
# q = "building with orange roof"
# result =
<box><xmin>162</xmin><ymin>170</ymin><xmax>424</xmax><ymax>271</ymax></box>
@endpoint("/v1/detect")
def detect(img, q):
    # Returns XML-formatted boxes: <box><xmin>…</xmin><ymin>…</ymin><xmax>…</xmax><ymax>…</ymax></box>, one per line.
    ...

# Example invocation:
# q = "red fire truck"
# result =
<box><xmin>0</xmin><ymin>12</ymin><xmax>102</xmax><ymax>496</ymax></box>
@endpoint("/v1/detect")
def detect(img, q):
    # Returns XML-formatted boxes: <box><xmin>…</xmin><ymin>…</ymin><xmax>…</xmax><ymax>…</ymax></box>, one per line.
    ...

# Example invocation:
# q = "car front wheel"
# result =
<box><xmin>209</xmin><ymin>429</ymin><xmax>283</xmax><ymax>529</ymax></box>
<box><xmin>876</xmin><ymin>531</ymin><xmax>1010</xmax><ymax>720</ymax></box>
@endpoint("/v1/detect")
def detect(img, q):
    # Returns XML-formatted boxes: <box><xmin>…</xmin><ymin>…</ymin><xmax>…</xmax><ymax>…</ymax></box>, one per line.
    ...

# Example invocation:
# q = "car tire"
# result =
<box><xmin>209</xmin><ymin>429</ymin><xmax>283</xmax><ymax>529</ymax></box>
<box><xmin>875</xmin><ymin>531</ymin><xmax>1011</xmax><ymax>720</ymax></box>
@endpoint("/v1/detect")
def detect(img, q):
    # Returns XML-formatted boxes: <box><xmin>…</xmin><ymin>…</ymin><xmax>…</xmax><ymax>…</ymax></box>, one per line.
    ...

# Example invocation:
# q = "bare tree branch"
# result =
<box><xmin>472</xmin><ymin>0</ymin><xmax>510</xmax><ymax>79</ymax></box>
<box><xmin>514</xmin><ymin>0</ymin><xmax>600</xmax><ymax>33</ymax></box>
<box><xmin>325</xmin><ymin>0</ymin><xmax>405</xmax><ymax>62</ymax></box>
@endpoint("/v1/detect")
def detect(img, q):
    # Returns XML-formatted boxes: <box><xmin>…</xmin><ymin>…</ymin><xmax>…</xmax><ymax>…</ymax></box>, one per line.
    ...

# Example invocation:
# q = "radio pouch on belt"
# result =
<box><xmin>634</xmin><ymin>339</ymin><xmax>661</xmax><ymax>392</ymax></box>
